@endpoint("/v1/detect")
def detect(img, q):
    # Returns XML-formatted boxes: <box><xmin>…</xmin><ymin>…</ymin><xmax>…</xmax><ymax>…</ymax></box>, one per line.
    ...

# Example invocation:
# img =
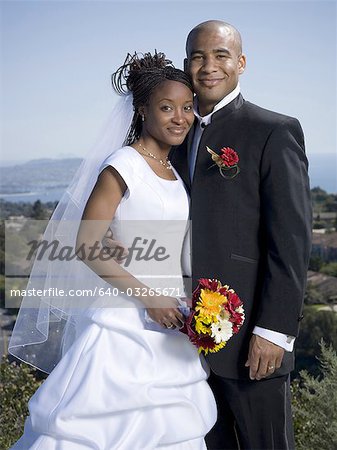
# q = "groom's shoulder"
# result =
<box><xmin>242</xmin><ymin>99</ymin><xmax>300</xmax><ymax>128</ymax></box>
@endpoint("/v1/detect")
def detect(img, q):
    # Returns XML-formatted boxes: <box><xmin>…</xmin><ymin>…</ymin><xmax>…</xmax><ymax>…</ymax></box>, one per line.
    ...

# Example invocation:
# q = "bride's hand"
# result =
<box><xmin>145</xmin><ymin>296</ymin><xmax>185</xmax><ymax>329</ymax></box>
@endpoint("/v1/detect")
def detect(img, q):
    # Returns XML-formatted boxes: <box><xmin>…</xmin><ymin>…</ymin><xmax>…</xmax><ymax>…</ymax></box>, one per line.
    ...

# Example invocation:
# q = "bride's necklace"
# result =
<box><xmin>137</xmin><ymin>142</ymin><xmax>173</xmax><ymax>170</ymax></box>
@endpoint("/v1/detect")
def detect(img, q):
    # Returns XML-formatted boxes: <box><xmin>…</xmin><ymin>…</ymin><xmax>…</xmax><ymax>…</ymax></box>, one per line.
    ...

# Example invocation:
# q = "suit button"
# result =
<box><xmin>298</xmin><ymin>314</ymin><xmax>304</xmax><ymax>322</ymax></box>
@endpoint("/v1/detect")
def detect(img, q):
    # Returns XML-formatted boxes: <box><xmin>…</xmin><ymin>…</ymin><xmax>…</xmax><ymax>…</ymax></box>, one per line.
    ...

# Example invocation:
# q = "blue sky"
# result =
<box><xmin>1</xmin><ymin>0</ymin><xmax>336</xmax><ymax>164</ymax></box>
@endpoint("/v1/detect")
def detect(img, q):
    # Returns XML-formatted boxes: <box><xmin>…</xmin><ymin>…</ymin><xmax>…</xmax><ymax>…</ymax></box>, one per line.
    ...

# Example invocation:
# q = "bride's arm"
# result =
<box><xmin>76</xmin><ymin>166</ymin><xmax>184</xmax><ymax>328</ymax></box>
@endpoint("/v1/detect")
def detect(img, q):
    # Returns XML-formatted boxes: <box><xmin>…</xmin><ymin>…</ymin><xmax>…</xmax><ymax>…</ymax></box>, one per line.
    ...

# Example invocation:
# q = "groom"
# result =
<box><xmin>170</xmin><ymin>20</ymin><xmax>312</xmax><ymax>449</ymax></box>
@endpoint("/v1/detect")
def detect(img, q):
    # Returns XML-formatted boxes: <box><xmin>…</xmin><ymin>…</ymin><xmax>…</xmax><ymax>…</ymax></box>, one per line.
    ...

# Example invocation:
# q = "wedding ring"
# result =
<box><xmin>166</xmin><ymin>324</ymin><xmax>174</xmax><ymax>329</ymax></box>
<box><xmin>268</xmin><ymin>365</ymin><xmax>274</xmax><ymax>371</ymax></box>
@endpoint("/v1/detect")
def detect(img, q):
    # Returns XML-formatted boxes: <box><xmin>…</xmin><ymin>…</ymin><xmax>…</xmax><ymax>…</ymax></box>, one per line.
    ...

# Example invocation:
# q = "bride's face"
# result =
<box><xmin>141</xmin><ymin>80</ymin><xmax>194</xmax><ymax>147</ymax></box>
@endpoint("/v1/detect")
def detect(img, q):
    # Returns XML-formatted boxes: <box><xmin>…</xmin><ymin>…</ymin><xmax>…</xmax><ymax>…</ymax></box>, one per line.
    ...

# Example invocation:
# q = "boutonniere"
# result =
<box><xmin>206</xmin><ymin>146</ymin><xmax>240</xmax><ymax>179</ymax></box>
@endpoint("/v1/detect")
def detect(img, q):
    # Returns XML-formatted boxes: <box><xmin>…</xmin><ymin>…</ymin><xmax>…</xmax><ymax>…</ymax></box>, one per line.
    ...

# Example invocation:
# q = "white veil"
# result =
<box><xmin>8</xmin><ymin>93</ymin><xmax>134</xmax><ymax>373</ymax></box>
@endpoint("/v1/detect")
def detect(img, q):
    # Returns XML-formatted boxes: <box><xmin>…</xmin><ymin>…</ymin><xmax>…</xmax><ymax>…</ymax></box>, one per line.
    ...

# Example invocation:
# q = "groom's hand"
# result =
<box><xmin>245</xmin><ymin>335</ymin><xmax>284</xmax><ymax>380</ymax></box>
<box><xmin>102</xmin><ymin>228</ymin><xmax>128</xmax><ymax>262</ymax></box>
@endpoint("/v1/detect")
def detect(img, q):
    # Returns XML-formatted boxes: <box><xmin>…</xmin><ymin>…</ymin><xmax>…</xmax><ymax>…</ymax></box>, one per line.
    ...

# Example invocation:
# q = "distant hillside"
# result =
<box><xmin>0</xmin><ymin>158</ymin><xmax>82</xmax><ymax>195</ymax></box>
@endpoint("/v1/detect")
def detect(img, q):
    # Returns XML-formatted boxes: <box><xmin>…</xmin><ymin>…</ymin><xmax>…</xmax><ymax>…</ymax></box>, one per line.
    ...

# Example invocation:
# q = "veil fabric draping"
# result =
<box><xmin>8</xmin><ymin>94</ymin><xmax>135</xmax><ymax>373</ymax></box>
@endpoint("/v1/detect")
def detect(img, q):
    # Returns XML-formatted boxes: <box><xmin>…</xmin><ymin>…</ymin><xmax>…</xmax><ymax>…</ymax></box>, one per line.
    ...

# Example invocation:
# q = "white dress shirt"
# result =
<box><xmin>189</xmin><ymin>84</ymin><xmax>295</xmax><ymax>352</ymax></box>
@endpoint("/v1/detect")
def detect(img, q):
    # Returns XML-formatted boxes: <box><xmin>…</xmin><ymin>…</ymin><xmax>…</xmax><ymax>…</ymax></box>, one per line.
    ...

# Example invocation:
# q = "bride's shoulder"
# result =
<box><xmin>103</xmin><ymin>146</ymin><xmax>140</xmax><ymax>166</ymax></box>
<box><xmin>98</xmin><ymin>146</ymin><xmax>143</xmax><ymax>193</ymax></box>
<box><xmin>99</xmin><ymin>146</ymin><xmax>143</xmax><ymax>183</ymax></box>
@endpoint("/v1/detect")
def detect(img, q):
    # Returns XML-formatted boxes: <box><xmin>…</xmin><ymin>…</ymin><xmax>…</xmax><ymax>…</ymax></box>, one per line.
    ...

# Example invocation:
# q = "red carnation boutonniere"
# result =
<box><xmin>206</xmin><ymin>146</ymin><xmax>240</xmax><ymax>179</ymax></box>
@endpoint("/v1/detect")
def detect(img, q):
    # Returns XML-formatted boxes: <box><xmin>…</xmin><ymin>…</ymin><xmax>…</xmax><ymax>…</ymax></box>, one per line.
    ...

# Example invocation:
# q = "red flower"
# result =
<box><xmin>226</xmin><ymin>290</ymin><xmax>242</xmax><ymax>308</ymax></box>
<box><xmin>220</xmin><ymin>147</ymin><xmax>239</xmax><ymax>167</ymax></box>
<box><xmin>180</xmin><ymin>309</ymin><xmax>196</xmax><ymax>337</ymax></box>
<box><xmin>198</xmin><ymin>278</ymin><xmax>220</xmax><ymax>291</ymax></box>
<box><xmin>192</xmin><ymin>333</ymin><xmax>218</xmax><ymax>351</ymax></box>
<box><xmin>231</xmin><ymin>318</ymin><xmax>243</xmax><ymax>334</ymax></box>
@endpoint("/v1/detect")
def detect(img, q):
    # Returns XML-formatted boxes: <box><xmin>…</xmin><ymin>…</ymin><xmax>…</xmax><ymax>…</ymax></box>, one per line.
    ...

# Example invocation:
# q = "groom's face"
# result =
<box><xmin>185</xmin><ymin>25</ymin><xmax>245</xmax><ymax>116</ymax></box>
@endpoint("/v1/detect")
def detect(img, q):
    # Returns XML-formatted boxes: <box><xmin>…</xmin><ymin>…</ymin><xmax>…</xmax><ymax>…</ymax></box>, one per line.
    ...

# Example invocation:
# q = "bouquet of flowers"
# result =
<box><xmin>180</xmin><ymin>278</ymin><xmax>245</xmax><ymax>354</ymax></box>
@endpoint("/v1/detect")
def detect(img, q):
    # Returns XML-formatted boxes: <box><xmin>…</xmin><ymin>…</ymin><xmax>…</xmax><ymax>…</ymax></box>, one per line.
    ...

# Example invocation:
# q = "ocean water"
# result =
<box><xmin>0</xmin><ymin>188</ymin><xmax>67</xmax><ymax>204</ymax></box>
<box><xmin>0</xmin><ymin>158</ymin><xmax>81</xmax><ymax>204</ymax></box>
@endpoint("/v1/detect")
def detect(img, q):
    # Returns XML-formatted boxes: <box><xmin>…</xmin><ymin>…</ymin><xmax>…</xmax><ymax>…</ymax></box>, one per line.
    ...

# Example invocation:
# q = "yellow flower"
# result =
<box><xmin>195</xmin><ymin>289</ymin><xmax>225</xmax><ymax>317</ymax></box>
<box><xmin>197</xmin><ymin>311</ymin><xmax>213</xmax><ymax>324</ymax></box>
<box><xmin>195</xmin><ymin>314</ymin><xmax>212</xmax><ymax>334</ymax></box>
<box><xmin>198</xmin><ymin>341</ymin><xmax>227</xmax><ymax>355</ymax></box>
<box><xmin>195</xmin><ymin>320</ymin><xmax>210</xmax><ymax>335</ymax></box>
<box><xmin>209</xmin><ymin>341</ymin><xmax>227</xmax><ymax>353</ymax></box>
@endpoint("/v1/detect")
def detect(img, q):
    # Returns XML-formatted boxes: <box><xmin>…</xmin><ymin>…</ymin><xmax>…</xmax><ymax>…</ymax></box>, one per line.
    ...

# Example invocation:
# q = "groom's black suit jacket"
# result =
<box><xmin>170</xmin><ymin>94</ymin><xmax>312</xmax><ymax>380</ymax></box>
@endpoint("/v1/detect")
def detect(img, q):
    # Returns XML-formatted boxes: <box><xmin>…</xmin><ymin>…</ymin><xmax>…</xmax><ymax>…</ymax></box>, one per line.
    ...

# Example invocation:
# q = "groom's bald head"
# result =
<box><xmin>186</xmin><ymin>20</ymin><xmax>243</xmax><ymax>56</ymax></box>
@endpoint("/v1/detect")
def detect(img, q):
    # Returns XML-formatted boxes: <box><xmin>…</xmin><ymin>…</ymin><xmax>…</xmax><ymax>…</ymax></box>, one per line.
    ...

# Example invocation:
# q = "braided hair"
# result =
<box><xmin>111</xmin><ymin>51</ymin><xmax>193</xmax><ymax>145</ymax></box>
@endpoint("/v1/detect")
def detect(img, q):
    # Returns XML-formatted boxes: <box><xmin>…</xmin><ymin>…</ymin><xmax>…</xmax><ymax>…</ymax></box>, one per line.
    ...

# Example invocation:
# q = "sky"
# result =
<box><xmin>0</xmin><ymin>0</ymin><xmax>336</xmax><ymax>165</ymax></box>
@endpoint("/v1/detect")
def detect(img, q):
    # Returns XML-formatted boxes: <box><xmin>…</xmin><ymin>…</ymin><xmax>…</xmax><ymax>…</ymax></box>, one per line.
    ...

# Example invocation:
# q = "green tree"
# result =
<box><xmin>320</xmin><ymin>262</ymin><xmax>337</xmax><ymax>277</ymax></box>
<box><xmin>295</xmin><ymin>306</ymin><xmax>337</xmax><ymax>377</ymax></box>
<box><xmin>0</xmin><ymin>220</ymin><xmax>4</xmax><ymax>275</ymax></box>
<box><xmin>304</xmin><ymin>284</ymin><xmax>325</xmax><ymax>305</ymax></box>
<box><xmin>324</xmin><ymin>196</ymin><xmax>337</xmax><ymax>212</ymax></box>
<box><xmin>308</xmin><ymin>255</ymin><xmax>324</xmax><ymax>272</ymax></box>
<box><xmin>31</xmin><ymin>200</ymin><xmax>46</xmax><ymax>220</ymax></box>
<box><xmin>0</xmin><ymin>274</ymin><xmax>5</xmax><ymax>309</ymax></box>
<box><xmin>311</xmin><ymin>186</ymin><xmax>328</xmax><ymax>204</ymax></box>
<box><xmin>0</xmin><ymin>357</ymin><xmax>43</xmax><ymax>449</ymax></box>
<box><xmin>292</xmin><ymin>342</ymin><xmax>337</xmax><ymax>450</ymax></box>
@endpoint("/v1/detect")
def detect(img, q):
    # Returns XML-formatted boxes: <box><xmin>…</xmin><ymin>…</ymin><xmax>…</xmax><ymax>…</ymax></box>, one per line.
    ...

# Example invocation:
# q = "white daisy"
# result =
<box><xmin>211</xmin><ymin>318</ymin><xmax>233</xmax><ymax>344</ymax></box>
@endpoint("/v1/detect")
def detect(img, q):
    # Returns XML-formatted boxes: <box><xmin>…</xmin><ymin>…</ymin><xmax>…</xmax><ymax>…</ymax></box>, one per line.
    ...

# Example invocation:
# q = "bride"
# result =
<box><xmin>8</xmin><ymin>52</ymin><xmax>217</xmax><ymax>449</ymax></box>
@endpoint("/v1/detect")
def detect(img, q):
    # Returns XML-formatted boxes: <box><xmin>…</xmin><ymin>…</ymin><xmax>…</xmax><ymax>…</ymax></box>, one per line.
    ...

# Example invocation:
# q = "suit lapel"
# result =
<box><xmin>192</xmin><ymin>94</ymin><xmax>245</xmax><ymax>184</ymax></box>
<box><xmin>210</xmin><ymin>93</ymin><xmax>244</xmax><ymax>125</ymax></box>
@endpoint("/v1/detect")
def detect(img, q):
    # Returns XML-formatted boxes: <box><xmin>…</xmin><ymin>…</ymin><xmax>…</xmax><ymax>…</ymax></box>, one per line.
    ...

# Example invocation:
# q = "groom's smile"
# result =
<box><xmin>198</xmin><ymin>77</ymin><xmax>225</xmax><ymax>88</ymax></box>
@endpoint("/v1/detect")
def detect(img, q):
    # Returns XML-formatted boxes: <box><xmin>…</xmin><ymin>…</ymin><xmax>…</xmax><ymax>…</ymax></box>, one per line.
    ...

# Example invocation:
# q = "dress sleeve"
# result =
<box><xmin>99</xmin><ymin>149</ymin><xmax>136</xmax><ymax>199</ymax></box>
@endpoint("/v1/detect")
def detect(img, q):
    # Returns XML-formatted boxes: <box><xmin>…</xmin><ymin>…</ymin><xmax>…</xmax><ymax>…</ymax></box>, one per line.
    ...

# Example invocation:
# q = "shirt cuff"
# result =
<box><xmin>253</xmin><ymin>326</ymin><xmax>295</xmax><ymax>352</ymax></box>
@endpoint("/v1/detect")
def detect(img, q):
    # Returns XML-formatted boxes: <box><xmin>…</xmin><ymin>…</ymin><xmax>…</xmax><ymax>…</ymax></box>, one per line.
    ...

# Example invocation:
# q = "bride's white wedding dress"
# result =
<box><xmin>12</xmin><ymin>147</ymin><xmax>217</xmax><ymax>450</ymax></box>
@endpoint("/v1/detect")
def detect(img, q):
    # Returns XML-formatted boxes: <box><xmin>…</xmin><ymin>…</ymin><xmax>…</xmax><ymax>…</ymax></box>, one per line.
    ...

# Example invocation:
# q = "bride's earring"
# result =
<box><xmin>139</xmin><ymin>108</ymin><xmax>145</xmax><ymax>122</ymax></box>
